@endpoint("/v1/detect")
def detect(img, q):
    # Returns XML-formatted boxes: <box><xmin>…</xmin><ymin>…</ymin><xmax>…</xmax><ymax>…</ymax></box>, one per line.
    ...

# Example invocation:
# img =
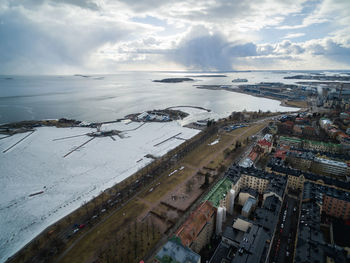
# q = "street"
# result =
<box><xmin>269</xmin><ymin>194</ymin><xmax>300</xmax><ymax>263</ymax></box>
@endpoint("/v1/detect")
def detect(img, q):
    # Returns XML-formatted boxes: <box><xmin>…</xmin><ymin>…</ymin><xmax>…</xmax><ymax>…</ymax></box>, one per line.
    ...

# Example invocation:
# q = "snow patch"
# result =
<box><xmin>209</xmin><ymin>139</ymin><xmax>220</xmax><ymax>146</ymax></box>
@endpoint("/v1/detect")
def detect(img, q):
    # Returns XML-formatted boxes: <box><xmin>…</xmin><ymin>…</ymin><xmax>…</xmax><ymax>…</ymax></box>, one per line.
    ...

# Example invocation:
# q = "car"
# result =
<box><xmin>73</xmin><ymin>228</ymin><xmax>79</xmax><ymax>233</ymax></box>
<box><xmin>78</xmin><ymin>224</ymin><xmax>85</xmax><ymax>229</ymax></box>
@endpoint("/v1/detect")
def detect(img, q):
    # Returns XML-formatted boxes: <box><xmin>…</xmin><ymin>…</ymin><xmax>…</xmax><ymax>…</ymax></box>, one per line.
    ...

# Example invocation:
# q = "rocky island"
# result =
<box><xmin>153</xmin><ymin>78</ymin><xmax>194</xmax><ymax>83</ymax></box>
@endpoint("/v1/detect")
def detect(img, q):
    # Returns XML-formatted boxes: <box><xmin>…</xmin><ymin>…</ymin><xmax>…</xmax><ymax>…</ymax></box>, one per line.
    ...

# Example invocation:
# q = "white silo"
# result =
<box><xmin>228</xmin><ymin>189</ymin><xmax>235</xmax><ymax>215</ymax></box>
<box><xmin>216</xmin><ymin>207</ymin><xmax>223</xmax><ymax>235</ymax></box>
<box><xmin>223</xmin><ymin>206</ymin><xmax>227</xmax><ymax>222</ymax></box>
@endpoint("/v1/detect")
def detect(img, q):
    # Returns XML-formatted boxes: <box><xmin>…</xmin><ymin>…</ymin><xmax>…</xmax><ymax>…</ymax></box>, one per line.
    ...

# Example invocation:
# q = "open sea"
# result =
<box><xmin>0</xmin><ymin>71</ymin><xmax>310</xmax><ymax>124</ymax></box>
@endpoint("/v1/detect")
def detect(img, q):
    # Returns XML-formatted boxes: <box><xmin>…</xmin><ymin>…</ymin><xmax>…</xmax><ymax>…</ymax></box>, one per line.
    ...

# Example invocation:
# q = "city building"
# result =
<box><xmin>294</xmin><ymin>183</ymin><xmax>348</xmax><ymax>263</ymax></box>
<box><xmin>257</xmin><ymin>138</ymin><xmax>272</xmax><ymax>153</ymax></box>
<box><xmin>203</xmin><ymin>178</ymin><xmax>235</xmax><ymax>211</ymax></box>
<box><xmin>278</xmin><ymin>136</ymin><xmax>302</xmax><ymax>148</ymax></box>
<box><xmin>286</xmin><ymin>151</ymin><xmax>350</xmax><ymax>178</ymax></box>
<box><xmin>175</xmin><ymin>201</ymin><xmax>216</xmax><ymax>253</ymax></box>
<box><xmin>154</xmin><ymin>238</ymin><xmax>201</xmax><ymax>263</ymax></box>
<box><xmin>209</xmin><ymin>223</ymin><xmax>271</xmax><ymax>263</ymax></box>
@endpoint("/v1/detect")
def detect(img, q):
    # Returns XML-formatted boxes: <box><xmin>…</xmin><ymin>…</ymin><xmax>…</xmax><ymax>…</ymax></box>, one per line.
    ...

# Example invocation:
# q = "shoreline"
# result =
<box><xmin>194</xmin><ymin>85</ymin><xmax>304</xmax><ymax>111</ymax></box>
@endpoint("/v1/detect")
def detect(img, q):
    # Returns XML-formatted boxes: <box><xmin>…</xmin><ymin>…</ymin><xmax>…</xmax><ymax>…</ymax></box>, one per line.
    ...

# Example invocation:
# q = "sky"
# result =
<box><xmin>0</xmin><ymin>0</ymin><xmax>350</xmax><ymax>74</ymax></box>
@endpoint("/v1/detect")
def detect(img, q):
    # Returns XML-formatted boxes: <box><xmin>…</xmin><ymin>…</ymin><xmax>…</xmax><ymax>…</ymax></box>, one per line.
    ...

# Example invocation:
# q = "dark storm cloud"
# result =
<box><xmin>309</xmin><ymin>39</ymin><xmax>350</xmax><ymax>64</ymax></box>
<box><xmin>170</xmin><ymin>30</ymin><xmax>257</xmax><ymax>70</ymax></box>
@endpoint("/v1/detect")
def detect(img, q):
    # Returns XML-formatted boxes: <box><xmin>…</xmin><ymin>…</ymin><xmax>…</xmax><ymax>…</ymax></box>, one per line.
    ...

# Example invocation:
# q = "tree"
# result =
<box><xmin>204</xmin><ymin>173</ymin><xmax>210</xmax><ymax>186</ymax></box>
<box><xmin>218</xmin><ymin>164</ymin><xmax>227</xmax><ymax>173</ymax></box>
<box><xmin>235</xmin><ymin>140</ymin><xmax>241</xmax><ymax>149</ymax></box>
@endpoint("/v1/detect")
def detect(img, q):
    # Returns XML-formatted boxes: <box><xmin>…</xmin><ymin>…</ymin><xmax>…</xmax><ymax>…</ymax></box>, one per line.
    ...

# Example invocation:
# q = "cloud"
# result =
<box><xmin>1</xmin><ymin>0</ymin><xmax>350</xmax><ymax>73</ymax></box>
<box><xmin>283</xmin><ymin>32</ymin><xmax>305</xmax><ymax>39</ymax></box>
<box><xmin>0</xmin><ymin>2</ymin><xmax>142</xmax><ymax>73</ymax></box>
<box><xmin>3</xmin><ymin>0</ymin><xmax>100</xmax><ymax>10</ymax></box>
<box><xmin>168</xmin><ymin>26</ymin><xmax>258</xmax><ymax>70</ymax></box>
<box><xmin>305</xmin><ymin>38</ymin><xmax>350</xmax><ymax>64</ymax></box>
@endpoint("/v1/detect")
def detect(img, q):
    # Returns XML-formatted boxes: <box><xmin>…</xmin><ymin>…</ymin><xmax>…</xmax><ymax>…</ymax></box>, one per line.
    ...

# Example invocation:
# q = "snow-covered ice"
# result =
<box><xmin>0</xmin><ymin>121</ymin><xmax>199</xmax><ymax>262</ymax></box>
<box><xmin>173</xmin><ymin>107</ymin><xmax>219</xmax><ymax>126</ymax></box>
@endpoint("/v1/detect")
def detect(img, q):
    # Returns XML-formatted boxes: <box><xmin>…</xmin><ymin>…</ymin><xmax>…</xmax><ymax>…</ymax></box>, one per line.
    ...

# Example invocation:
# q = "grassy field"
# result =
<box><xmin>141</xmin><ymin>167</ymin><xmax>195</xmax><ymax>203</ymax></box>
<box><xmin>284</xmin><ymin>100</ymin><xmax>308</xmax><ymax>108</ymax></box>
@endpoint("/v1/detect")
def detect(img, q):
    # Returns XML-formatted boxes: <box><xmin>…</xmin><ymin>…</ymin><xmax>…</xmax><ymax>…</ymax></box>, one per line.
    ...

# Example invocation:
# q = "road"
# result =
<box><xmin>269</xmin><ymin>195</ymin><xmax>300</xmax><ymax>263</ymax></box>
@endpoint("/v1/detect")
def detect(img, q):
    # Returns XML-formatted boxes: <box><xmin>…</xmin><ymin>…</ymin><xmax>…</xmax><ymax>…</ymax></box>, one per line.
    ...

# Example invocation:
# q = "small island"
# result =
<box><xmin>232</xmin><ymin>78</ymin><xmax>248</xmax><ymax>83</ymax></box>
<box><xmin>153</xmin><ymin>78</ymin><xmax>194</xmax><ymax>83</ymax></box>
<box><xmin>187</xmin><ymin>74</ymin><xmax>227</xmax><ymax>77</ymax></box>
<box><xmin>74</xmin><ymin>74</ymin><xmax>91</xmax><ymax>78</ymax></box>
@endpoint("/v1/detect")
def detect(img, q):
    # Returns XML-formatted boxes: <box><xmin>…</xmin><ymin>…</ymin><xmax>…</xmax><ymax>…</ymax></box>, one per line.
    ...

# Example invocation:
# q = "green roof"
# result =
<box><xmin>280</xmin><ymin>136</ymin><xmax>341</xmax><ymax>148</ymax></box>
<box><xmin>279</xmin><ymin>136</ymin><xmax>302</xmax><ymax>143</ymax></box>
<box><xmin>203</xmin><ymin>178</ymin><xmax>233</xmax><ymax>207</ymax></box>
<box><xmin>304</xmin><ymin>139</ymin><xmax>341</xmax><ymax>148</ymax></box>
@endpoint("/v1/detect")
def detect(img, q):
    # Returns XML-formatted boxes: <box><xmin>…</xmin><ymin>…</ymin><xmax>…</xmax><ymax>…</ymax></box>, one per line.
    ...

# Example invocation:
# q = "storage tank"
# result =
<box><xmin>216</xmin><ymin>207</ymin><xmax>223</xmax><ymax>234</ymax></box>
<box><xmin>228</xmin><ymin>189</ymin><xmax>235</xmax><ymax>215</ymax></box>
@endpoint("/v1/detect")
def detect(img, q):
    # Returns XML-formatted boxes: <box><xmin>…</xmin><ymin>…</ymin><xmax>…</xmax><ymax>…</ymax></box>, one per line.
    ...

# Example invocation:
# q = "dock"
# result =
<box><xmin>53</xmin><ymin>134</ymin><xmax>88</xmax><ymax>141</ymax></box>
<box><xmin>154</xmin><ymin>133</ymin><xmax>182</xmax><ymax>147</ymax></box>
<box><xmin>2</xmin><ymin>131</ymin><xmax>35</xmax><ymax>154</ymax></box>
<box><xmin>63</xmin><ymin>137</ymin><xmax>95</xmax><ymax>158</ymax></box>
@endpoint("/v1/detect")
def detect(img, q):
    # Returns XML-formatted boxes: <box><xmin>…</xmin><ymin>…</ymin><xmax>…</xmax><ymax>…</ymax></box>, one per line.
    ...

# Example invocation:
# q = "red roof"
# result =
<box><xmin>258</xmin><ymin>139</ymin><xmax>272</xmax><ymax>147</ymax></box>
<box><xmin>274</xmin><ymin>150</ymin><xmax>287</xmax><ymax>160</ymax></box>
<box><xmin>176</xmin><ymin>201</ymin><xmax>215</xmax><ymax>247</ymax></box>
<box><xmin>248</xmin><ymin>150</ymin><xmax>259</xmax><ymax>161</ymax></box>
<box><xmin>338</xmin><ymin>132</ymin><xmax>349</xmax><ymax>138</ymax></box>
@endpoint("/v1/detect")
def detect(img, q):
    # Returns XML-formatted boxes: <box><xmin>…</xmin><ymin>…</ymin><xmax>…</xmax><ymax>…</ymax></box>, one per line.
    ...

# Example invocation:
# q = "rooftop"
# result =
<box><xmin>176</xmin><ymin>201</ymin><xmax>215</xmax><ymax>247</ymax></box>
<box><xmin>254</xmin><ymin>195</ymin><xmax>281</xmax><ymax>234</ymax></box>
<box><xmin>268</xmin><ymin>158</ymin><xmax>350</xmax><ymax>191</ymax></box>
<box><xmin>232</xmin><ymin>224</ymin><xmax>270</xmax><ymax>263</ymax></box>
<box><xmin>155</xmin><ymin>238</ymin><xmax>201</xmax><ymax>263</ymax></box>
<box><xmin>314</xmin><ymin>157</ymin><xmax>349</xmax><ymax>168</ymax></box>
<box><xmin>242</xmin><ymin>197</ymin><xmax>257</xmax><ymax>215</ymax></box>
<box><xmin>203</xmin><ymin>178</ymin><xmax>233</xmax><ymax>208</ymax></box>
<box><xmin>295</xmin><ymin>193</ymin><xmax>348</xmax><ymax>263</ymax></box>
<box><xmin>279</xmin><ymin>136</ymin><xmax>302</xmax><ymax>143</ymax></box>
<box><xmin>258</xmin><ymin>139</ymin><xmax>272</xmax><ymax>147</ymax></box>
<box><xmin>303</xmin><ymin>181</ymin><xmax>350</xmax><ymax>206</ymax></box>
